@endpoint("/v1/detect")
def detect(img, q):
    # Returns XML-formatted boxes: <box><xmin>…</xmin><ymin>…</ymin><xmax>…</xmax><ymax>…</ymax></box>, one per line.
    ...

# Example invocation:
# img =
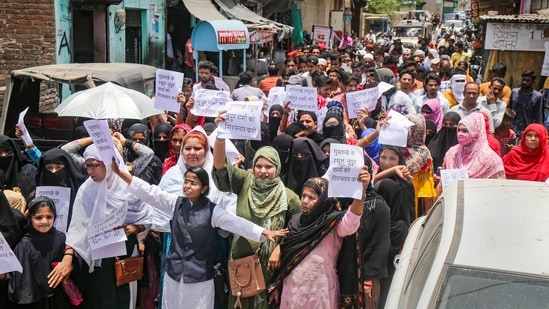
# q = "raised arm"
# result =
<box><xmin>213</xmin><ymin>111</ymin><xmax>228</xmax><ymax>171</ymax></box>
<box><xmin>111</xmin><ymin>158</ymin><xmax>177</xmax><ymax>216</ymax></box>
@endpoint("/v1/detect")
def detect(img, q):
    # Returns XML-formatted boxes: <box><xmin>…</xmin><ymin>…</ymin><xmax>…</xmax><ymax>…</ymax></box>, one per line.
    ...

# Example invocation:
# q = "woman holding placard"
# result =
<box><xmin>213</xmin><ymin>123</ymin><xmax>302</xmax><ymax>309</ymax></box>
<box><xmin>268</xmin><ymin>173</ymin><xmax>369</xmax><ymax>308</ymax></box>
<box><xmin>58</xmin><ymin>144</ymin><xmax>151</xmax><ymax>309</ymax></box>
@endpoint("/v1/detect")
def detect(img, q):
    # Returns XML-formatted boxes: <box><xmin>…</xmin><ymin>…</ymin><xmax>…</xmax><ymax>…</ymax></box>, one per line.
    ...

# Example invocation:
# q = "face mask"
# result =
<box><xmin>0</xmin><ymin>154</ymin><xmax>13</xmax><ymax>171</ymax></box>
<box><xmin>457</xmin><ymin>132</ymin><xmax>474</xmax><ymax>146</ymax></box>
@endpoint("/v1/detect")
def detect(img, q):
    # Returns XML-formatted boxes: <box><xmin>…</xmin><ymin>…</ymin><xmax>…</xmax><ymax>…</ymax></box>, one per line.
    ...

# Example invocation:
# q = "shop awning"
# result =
<box><xmin>191</xmin><ymin>20</ymin><xmax>250</xmax><ymax>52</ymax></box>
<box><xmin>182</xmin><ymin>0</ymin><xmax>227</xmax><ymax>21</ymax></box>
<box><xmin>214</xmin><ymin>0</ymin><xmax>293</xmax><ymax>38</ymax></box>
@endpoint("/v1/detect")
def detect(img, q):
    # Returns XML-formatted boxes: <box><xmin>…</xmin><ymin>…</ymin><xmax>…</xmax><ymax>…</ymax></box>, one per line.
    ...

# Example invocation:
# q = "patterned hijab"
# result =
<box><xmin>405</xmin><ymin>114</ymin><xmax>433</xmax><ymax>175</ymax></box>
<box><xmin>444</xmin><ymin>113</ymin><xmax>504</xmax><ymax>179</ymax></box>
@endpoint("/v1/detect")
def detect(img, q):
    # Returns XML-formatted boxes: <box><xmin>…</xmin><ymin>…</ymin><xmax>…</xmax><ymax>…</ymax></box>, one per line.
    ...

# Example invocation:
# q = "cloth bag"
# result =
<box><xmin>52</xmin><ymin>261</ymin><xmax>83</xmax><ymax>306</ymax></box>
<box><xmin>114</xmin><ymin>254</ymin><xmax>144</xmax><ymax>287</ymax></box>
<box><xmin>228</xmin><ymin>250</ymin><xmax>266</xmax><ymax>309</ymax></box>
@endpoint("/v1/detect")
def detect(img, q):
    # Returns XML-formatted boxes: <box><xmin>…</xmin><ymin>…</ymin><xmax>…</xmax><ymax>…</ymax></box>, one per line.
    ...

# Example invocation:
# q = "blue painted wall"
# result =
<box><xmin>54</xmin><ymin>0</ymin><xmax>72</xmax><ymax>64</ymax></box>
<box><xmin>54</xmin><ymin>0</ymin><xmax>164</xmax><ymax>67</ymax></box>
<box><xmin>110</xmin><ymin>0</ymin><xmax>165</xmax><ymax>67</ymax></box>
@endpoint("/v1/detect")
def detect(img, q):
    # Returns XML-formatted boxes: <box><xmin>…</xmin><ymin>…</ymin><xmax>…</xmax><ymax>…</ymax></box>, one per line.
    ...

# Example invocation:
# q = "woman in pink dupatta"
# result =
<box><xmin>443</xmin><ymin>113</ymin><xmax>505</xmax><ymax>179</ymax></box>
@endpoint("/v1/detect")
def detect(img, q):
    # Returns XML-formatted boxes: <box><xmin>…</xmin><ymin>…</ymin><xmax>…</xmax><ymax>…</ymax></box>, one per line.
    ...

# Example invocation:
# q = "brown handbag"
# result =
<box><xmin>228</xmin><ymin>249</ymin><xmax>266</xmax><ymax>308</ymax></box>
<box><xmin>114</xmin><ymin>254</ymin><xmax>144</xmax><ymax>287</ymax></box>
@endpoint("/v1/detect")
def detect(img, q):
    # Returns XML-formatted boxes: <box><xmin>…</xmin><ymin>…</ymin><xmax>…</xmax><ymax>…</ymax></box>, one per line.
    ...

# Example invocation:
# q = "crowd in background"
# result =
<box><xmin>1</xmin><ymin>23</ymin><xmax>549</xmax><ymax>309</ymax></box>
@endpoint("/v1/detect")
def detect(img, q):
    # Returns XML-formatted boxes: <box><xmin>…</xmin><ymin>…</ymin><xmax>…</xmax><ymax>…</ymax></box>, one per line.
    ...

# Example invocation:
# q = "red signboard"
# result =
<box><xmin>217</xmin><ymin>30</ymin><xmax>247</xmax><ymax>45</ymax></box>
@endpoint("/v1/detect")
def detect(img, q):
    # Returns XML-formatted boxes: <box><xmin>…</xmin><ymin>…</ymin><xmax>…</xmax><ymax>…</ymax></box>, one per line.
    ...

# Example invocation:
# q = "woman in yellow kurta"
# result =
<box><xmin>404</xmin><ymin>114</ymin><xmax>436</xmax><ymax>216</ymax></box>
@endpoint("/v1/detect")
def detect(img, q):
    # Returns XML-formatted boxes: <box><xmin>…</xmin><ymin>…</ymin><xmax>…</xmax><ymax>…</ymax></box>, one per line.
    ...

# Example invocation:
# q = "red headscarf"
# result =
<box><xmin>503</xmin><ymin>123</ymin><xmax>549</xmax><ymax>181</ymax></box>
<box><xmin>162</xmin><ymin>123</ymin><xmax>192</xmax><ymax>174</ymax></box>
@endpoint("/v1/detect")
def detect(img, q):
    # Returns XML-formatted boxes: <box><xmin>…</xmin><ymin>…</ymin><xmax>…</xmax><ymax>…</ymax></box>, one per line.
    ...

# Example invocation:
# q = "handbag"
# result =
<box><xmin>114</xmin><ymin>254</ymin><xmax>144</xmax><ymax>287</ymax></box>
<box><xmin>228</xmin><ymin>249</ymin><xmax>265</xmax><ymax>309</ymax></box>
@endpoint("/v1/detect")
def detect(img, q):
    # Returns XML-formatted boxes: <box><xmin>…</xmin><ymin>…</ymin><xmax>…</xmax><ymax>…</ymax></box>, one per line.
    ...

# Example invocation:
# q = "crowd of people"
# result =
<box><xmin>1</xmin><ymin>27</ymin><xmax>549</xmax><ymax>309</ymax></box>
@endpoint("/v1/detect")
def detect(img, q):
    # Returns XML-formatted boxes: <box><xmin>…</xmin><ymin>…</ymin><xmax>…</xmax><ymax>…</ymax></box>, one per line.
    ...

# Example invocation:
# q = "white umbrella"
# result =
<box><xmin>54</xmin><ymin>82</ymin><xmax>162</xmax><ymax>119</ymax></box>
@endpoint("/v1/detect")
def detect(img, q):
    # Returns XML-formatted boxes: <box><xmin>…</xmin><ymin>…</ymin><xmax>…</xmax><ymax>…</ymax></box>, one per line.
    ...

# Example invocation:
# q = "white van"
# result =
<box><xmin>391</xmin><ymin>19</ymin><xmax>433</xmax><ymax>49</ymax></box>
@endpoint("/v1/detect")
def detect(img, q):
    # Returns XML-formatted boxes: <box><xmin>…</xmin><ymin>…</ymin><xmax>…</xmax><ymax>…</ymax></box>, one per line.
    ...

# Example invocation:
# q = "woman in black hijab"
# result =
<box><xmin>428</xmin><ymin>111</ymin><xmax>461</xmax><ymax>171</ymax></box>
<box><xmin>270</xmin><ymin>134</ymin><xmax>294</xmax><ymax>182</ymax></box>
<box><xmin>152</xmin><ymin>123</ymin><xmax>172</xmax><ymax>161</ymax></box>
<box><xmin>338</xmin><ymin>155</ymin><xmax>391</xmax><ymax>309</ymax></box>
<box><xmin>36</xmin><ymin>148</ymin><xmax>85</xmax><ymax>233</ymax></box>
<box><xmin>322</xmin><ymin>106</ymin><xmax>346</xmax><ymax>144</ymax></box>
<box><xmin>125</xmin><ymin>123</ymin><xmax>162</xmax><ymax>185</ymax></box>
<box><xmin>268</xmin><ymin>175</ymin><xmax>369</xmax><ymax>308</ymax></box>
<box><xmin>285</xmin><ymin>137</ymin><xmax>328</xmax><ymax>196</ymax></box>
<box><xmin>0</xmin><ymin>135</ymin><xmax>36</xmax><ymax>199</ymax></box>
<box><xmin>374</xmin><ymin>145</ymin><xmax>415</xmax><ymax>307</ymax></box>
<box><xmin>268</xmin><ymin>105</ymin><xmax>284</xmax><ymax>143</ymax></box>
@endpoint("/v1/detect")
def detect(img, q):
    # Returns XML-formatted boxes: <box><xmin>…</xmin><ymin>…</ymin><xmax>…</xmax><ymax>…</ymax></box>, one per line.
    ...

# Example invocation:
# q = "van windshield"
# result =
<box><xmin>393</xmin><ymin>27</ymin><xmax>424</xmax><ymax>38</ymax></box>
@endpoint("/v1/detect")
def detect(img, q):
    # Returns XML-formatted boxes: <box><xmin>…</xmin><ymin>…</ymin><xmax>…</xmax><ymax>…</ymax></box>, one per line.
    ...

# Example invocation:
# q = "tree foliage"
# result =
<box><xmin>364</xmin><ymin>0</ymin><xmax>402</xmax><ymax>15</ymax></box>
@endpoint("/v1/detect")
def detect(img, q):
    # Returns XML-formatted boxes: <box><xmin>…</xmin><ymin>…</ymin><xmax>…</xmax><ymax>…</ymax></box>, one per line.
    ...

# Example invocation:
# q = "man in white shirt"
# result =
<box><xmin>415</xmin><ymin>73</ymin><xmax>450</xmax><ymax>113</ymax></box>
<box><xmin>478</xmin><ymin>77</ymin><xmax>506</xmax><ymax>129</ymax></box>
<box><xmin>450</xmin><ymin>82</ymin><xmax>495</xmax><ymax>133</ymax></box>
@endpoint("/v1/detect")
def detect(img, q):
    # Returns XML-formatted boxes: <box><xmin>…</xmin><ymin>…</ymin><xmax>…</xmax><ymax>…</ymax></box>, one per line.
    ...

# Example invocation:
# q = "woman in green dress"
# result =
<box><xmin>213</xmin><ymin>135</ymin><xmax>302</xmax><ymax>309</ymax></box>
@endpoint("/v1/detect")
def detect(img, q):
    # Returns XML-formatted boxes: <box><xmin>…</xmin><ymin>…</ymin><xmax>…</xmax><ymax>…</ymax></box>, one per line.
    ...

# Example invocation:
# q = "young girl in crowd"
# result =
<box><xmin>2</xmin><ymin>196</ymin><xmax>70</xmax><ymax>309</ymax></box>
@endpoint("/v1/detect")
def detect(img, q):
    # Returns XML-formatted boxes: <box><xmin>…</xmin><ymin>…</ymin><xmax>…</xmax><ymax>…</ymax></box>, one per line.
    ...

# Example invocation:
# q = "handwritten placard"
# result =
<box><xmin>346</xmin><ymin>88</ymin><xmax>379</xmax><ymax>118</ymax></box>
<box><xmin>378</xmin><ymin>110</ymin><xmax>414</xmax><ymax>147</ymax></box>
<box><xmin>191</xmin><ymin>89</ymin><xmax>231</xmax><ymax>117</ymax></box>
<box><xmin>218</xmin><ymin>101</ymin><xmax>263</xmax><ymax>140</ymax></box>
<box><xmin>155</xmin><ymin>69</ymin><xmax>184</xmax><ymax>113</ymax></box>
<box><xmin>35</xmin><ymin>186</ymin><xmax>71</xmax><ymax>234</ymax></box>
<box><xmin>440</xmin><ymin>168</ymin><xmax>469</xmax><ymax>190</ymax></box>
<box><xmin>84</xmin><ymin>119</ymin><xmax>119</xmax><ymax>164</ymax></box>
<box><xmin>325</xmin><ymin>144</ymin><xmax>364</xmax><ymax>199</ymax></box>
<box><xmin>0</xmin><ymin>232</ymin><xmax>23</xmax><ymax>273</ymax></box>
<box><xmin>87</xmin><ymin>207</ymin><xmax>127</xmax><ymax>251</ymax></box>
<box><xmin>285</xmin><ymin>85</ymin><xmax>318</xmax><ymax>112</ymax></box>
<box><xmin>267</xmin><ymin>87</ymin><xmax>285</xmax><ymax>109</ymax></box>
<box><xmin>18</xmin><ymin>107</ymin><xmax>33</xmax><ymax>147</ymax></box>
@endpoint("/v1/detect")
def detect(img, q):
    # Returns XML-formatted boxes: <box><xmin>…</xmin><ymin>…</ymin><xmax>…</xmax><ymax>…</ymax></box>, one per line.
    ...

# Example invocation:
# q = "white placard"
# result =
<box><xmin>17</xmin><ymin>107</ymin><xmax>33</xmax><ymax>147</ymax></box>
<box><xmin>217</xmin><ymin>101</ymin><xmax>263</xmax><ymax>140</ymax></box>
<box><xmin>316</xmin><ymin>107</ymin><xmax>328</xmax><ymax>133</ymax></box>
<box><xmin>542</xmin><ymin>42</ymin><xmax>549</xmax><ymax>76</ymax></box>
<box><xmin>440</xmin><ymin>168</ymin><xmax>469</xmax><ymax>190</ymax></box>
<box><xmin>378</xmin><ymin>110</ymin><xmax>414</xmax><ymax>147</ymax></box>
<box><xmin>90</xmin><ymin>241</ymin><xmax>127</xmax><ymax>260</ymax></box>
<box><xmin>84</xmin><ymin>119</ymin><xmax>119</xmax><ymax>164</ymax></box>
<box><xmin>191</xmin><ymin>89</ymin><xmax>231</xmax><ymax>117</ymax></box>
<box><xmin>285</xmin><ymin>85</ymin><xmax>318</xmax><ymax>112</ymax></box>
<box><xmin>87</xmin><ymin>207</ymin><xmax>127</xmax><ymax>250</ymax></box>
<box><xmin>208</xmin><ymin>129</ymin><xmax>243</xmax><ymax>164</ymax></box>
<box><xmin>377</xmin><ymin>82</ymin><xmax>394</xmax><ymax>97</ymax></box>
<box><xmin>324</xmin><ymin>144</ymin><xmax>364</xmax><ymax>199</ymax></box>
<box><xmin>35</xmin><ymin>186</ymin><xmax>71</xmax><ymax>234</ymax></box>
<box><xmin>155</xmin><ymin>69</ymin><xmax>184</xmax><ymax>113</ymax></box>
<box><xmin>0</xmin><ymin>232</ymin><xmax>23</xmax><ymax>273</ymax></box>
<box><xmin>346</xmin><ymin>88</ymin><xmax>379</xmax><ymax>118</ymax></box>
<box><xmin>267</xmin><ymin>87</ymin><xmax>285</xmax><ymax>109</ymax></box>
